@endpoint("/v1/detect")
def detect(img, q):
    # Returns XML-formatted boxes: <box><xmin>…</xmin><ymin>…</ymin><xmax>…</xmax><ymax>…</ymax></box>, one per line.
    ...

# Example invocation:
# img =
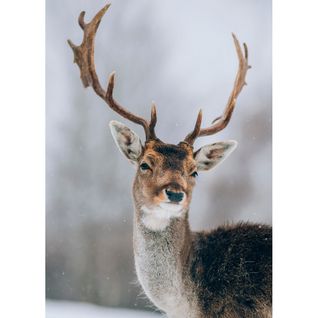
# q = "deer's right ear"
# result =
<box><xmin>194</xmin><ymin>140</ymin><xmax>237</xmax><ymax>171</ymax></box>
<box><xmin>109</xmin><ymin>120</ymin><xmax>143</xmax><ymax>164</ymax></box>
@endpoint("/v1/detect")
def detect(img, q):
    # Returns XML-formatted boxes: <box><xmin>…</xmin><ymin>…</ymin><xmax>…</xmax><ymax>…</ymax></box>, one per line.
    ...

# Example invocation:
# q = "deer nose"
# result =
<box><xmin>165</xmin><ymin>189</ymin><xmax>184</xmax><ymax>203</ymax></box>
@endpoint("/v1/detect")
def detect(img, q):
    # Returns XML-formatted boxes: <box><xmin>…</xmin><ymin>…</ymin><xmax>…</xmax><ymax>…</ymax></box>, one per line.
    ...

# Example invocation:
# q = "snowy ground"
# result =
<box><xmin>46</xmin><ymin>300</ymin><xmax>163</xmax><ymax>318</ymax></box>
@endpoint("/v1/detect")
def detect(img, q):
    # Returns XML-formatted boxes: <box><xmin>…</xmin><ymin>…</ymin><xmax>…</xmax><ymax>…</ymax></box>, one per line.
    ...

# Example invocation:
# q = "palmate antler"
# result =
<box><xmin>67</xmin><ymin>4</ymin><xmax>158</xmax><ymax>141</ymax></box>
<box><xmin>68</xmin><ymin>4</ymin><xmax>250</xmax><ymax>145</ymax></box>
<box><xmin>184</xmin><ymin>34</ymin><xmax>251</xmax><ymax>145</ymax></box>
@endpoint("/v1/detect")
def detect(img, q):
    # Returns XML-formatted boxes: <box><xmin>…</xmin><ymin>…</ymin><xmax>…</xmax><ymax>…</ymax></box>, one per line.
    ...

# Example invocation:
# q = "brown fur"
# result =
<box><xmin>133</xmin><ymin>141</ymin><xmax>196</xmax><ymax>213</ymax></box>
<box><xmin>130</xmin><ymin>140</ymin><xmax>272</xmax><ymax>317</ymax></box>
<box><xmin>68</xmin><ymin>4</ymin><xmax>267</xmax><ymax>316</ymax></box>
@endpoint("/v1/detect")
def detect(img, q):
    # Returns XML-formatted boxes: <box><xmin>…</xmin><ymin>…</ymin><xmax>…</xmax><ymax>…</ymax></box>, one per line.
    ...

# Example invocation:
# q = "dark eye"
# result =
<box><xmin>190</xmin><ymin>171</ymin><xmax>198</xmax><ymax>178</ymax></box>
<box><xmin>140</xmin><ymin>162</ymin><xmax>151</xmax><ymax>171</ymax></box>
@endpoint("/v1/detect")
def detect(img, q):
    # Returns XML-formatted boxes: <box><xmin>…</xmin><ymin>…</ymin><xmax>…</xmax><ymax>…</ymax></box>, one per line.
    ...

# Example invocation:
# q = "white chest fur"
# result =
<box><xmin>140</xmin><ymin>203</ymin><xmax>185</xmax><ymax>231</ymax></box>
<box><xmin>133</xmin><ymin>214</ymin><xmax>197</xmax><ymax>317</ymax></box>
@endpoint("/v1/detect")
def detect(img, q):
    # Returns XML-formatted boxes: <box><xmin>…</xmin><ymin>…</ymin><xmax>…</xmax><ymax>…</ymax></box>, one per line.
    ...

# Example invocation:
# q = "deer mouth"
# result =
<box><xmin>159</xmin><ymin>202</ymin><xmax>184</xmax><ymax>213</ymax></box>
<box><xmin>141</xmin><ymin>203</ymin><xmax>185</xmax><ymax>221</ymax></box>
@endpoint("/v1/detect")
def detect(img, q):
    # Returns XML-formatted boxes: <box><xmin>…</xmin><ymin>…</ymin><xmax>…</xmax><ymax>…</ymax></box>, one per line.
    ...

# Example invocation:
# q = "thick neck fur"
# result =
<box><xmin>131</xmin><ymin>175</ymin><xmax>271</xmax><ymax>318</ymax></box>
<box><xmin>133</xmin><ymin>204</ymin><xmax>198</xmax><ymax>317</ymax></box>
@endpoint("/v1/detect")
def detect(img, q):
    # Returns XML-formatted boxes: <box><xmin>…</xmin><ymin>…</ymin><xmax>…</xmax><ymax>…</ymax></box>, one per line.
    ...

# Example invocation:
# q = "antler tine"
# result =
<box><xmin>78</xmin><ymin>11</ymin><xmax>86</xmax><ymax>30</ymax></box>
<box><xmin>105</xmin><ymin>72</ymin><xmax>151</xmax><ymax>139</ymax></box>
<box><xmin>184</xmin><ymin>110</ymin><xmax>202</xmax><ymax>145</ymax></box>
<box><xmin>68</xmin><ymin>3</ymin><xmax>157</xmax><ymax>141</ymax></box>
<box><xmin>184</xmin><ymin>34</ymin><xmax>251</xmax><ymax>144</ymax></box>
<box><xmin>149</xmin><ymin>102</ymin><xmax>158</xmax><ymax>140</ymax></box>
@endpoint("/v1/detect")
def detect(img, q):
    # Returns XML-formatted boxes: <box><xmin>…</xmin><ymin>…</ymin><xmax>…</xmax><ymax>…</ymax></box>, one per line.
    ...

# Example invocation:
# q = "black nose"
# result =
<box><xmin>165</xmin><ymin>189</ymin><xmax>184</xmax><ymax>203</ymax></box>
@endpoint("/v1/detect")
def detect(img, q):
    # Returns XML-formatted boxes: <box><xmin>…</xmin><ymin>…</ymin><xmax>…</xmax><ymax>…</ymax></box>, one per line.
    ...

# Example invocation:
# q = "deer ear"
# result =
<box><xmin>109</xmin><ymin>120</ymin><xmax>143</xmax><ymax>164</ymax></box>
<box><xmin>194</xmin><ymin>140</ymin><xmax>237</xmax><ymax>171</ymax></box>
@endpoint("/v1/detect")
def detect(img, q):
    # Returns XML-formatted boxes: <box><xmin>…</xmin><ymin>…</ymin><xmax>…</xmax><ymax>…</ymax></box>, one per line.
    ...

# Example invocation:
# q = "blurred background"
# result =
<box><xmin>46</xmin><ymin>0</ymin><xmax>271</xmax><ymax>315</ymax></box>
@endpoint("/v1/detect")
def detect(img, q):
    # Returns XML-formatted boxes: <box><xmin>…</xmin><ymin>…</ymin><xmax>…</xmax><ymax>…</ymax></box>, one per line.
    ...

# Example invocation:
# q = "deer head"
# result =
<box><xmin>68</xmin><ymin>4</ymin><xmax>250</xmax><ymax>229</ymax></box>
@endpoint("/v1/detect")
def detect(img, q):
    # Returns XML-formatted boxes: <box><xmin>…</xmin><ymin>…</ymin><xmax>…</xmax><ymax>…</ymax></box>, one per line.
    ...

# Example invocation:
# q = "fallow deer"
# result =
<box><xmin>68</xmin><ymin>4</ymin><xmax>272</xmax><ymax>318</ymax></box>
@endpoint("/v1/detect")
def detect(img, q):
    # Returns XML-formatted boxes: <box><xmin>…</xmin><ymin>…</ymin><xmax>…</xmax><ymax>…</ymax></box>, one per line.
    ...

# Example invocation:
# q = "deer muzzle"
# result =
<box><xmin>165</xmin><ymin>189</ymin><xmax>184</xmax><ymax>203</ymax></box>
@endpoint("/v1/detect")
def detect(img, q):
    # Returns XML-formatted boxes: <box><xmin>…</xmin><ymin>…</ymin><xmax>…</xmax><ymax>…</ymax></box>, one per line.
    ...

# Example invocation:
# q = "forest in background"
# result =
<box><xmin>46</xmin><ymin>0</ymin><xmax>271</xmax><ymax>312</ymax></box>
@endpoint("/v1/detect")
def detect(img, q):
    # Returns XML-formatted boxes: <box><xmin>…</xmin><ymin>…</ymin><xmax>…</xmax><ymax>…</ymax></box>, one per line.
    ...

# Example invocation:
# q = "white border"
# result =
<box><xmin>0</xmin><ymin>1</ymin><xmax>45</xmax><ymax>318</ymax></box>
<box><xmin>1</xmin><ymin>0</ymin><xmax>318</xmax><ymax>317</ymax></box>
<box><xmin>274</xmin><ymin>0</ymin><xmax>318</xmax><ymax>316</ymax></box>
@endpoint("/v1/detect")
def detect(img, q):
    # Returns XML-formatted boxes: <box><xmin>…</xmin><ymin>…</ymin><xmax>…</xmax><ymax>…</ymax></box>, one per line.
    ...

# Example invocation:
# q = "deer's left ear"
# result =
<box><xmin>194</xmin><ymin>140</ymin><xmax>237</xmax><ymax>171</ymax></box>
<box><xmin>109</xmin><ymin>120</ymin><xmax>143</xmax><ymax>165</ymax></box>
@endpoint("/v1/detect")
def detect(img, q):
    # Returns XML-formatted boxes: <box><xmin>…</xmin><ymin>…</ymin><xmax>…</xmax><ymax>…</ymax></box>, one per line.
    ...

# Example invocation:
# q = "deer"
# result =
<box><xmin>68</xmin><ymin>4</ymin><xmax>272</xmax><ymax>318</ymax></box>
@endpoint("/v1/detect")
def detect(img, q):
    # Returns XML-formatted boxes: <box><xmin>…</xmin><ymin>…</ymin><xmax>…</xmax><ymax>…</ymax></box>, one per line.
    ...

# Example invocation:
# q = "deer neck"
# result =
<box><xmin>133</xmin><ymin>203</ymin><xmax>193</xmax><ymax>314</ymax></box>
<box><xmin>133</xmin><ymin>204</ymin><xmax>191</xmax><ymax>256</ymax></box>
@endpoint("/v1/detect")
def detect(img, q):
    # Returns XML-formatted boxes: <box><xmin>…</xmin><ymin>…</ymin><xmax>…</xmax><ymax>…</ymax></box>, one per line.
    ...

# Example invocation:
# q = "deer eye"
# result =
<box><xmin>190</xmin><ymin>171</ymin><xmax>198</xmax><ymax>178</ymax></box>
<box><xmin>140</xmin><ymin>162</ymin><xmax>151</xmax><ymax>171</ymax></box>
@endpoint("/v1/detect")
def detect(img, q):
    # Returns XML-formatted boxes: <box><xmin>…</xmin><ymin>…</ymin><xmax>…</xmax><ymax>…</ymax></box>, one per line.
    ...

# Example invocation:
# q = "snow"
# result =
<box><xmin>46</xmin><ymin>300</ymin><xmax>163</xmax><ymax>318</ymax></box>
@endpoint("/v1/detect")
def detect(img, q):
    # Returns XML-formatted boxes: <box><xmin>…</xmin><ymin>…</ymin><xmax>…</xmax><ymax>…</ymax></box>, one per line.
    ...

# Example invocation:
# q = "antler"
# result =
<box><xmin>184</xmin><ymin>34</ymin><xmax>251</xmax><ymax>145</ymax></box>
<box><xmin>67</xmin><ymin>4</ymin><xmax>157</xmax><ymax>141</ymax></box>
